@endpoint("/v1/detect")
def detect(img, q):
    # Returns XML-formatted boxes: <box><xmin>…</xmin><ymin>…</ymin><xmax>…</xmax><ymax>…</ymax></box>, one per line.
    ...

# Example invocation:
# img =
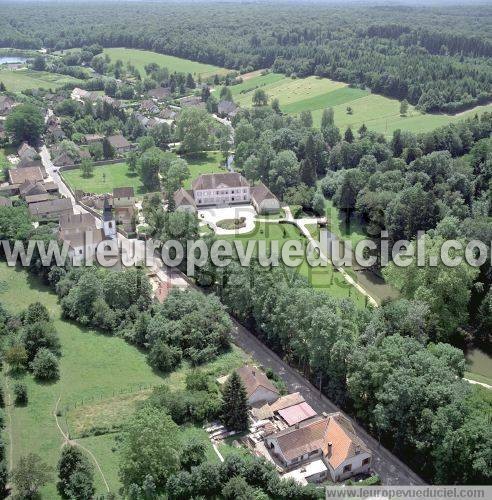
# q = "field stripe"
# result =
<box><xmin>283</xmin><ymin>87</ymin><xmax>369</xmax><ymax>114</ymax></box>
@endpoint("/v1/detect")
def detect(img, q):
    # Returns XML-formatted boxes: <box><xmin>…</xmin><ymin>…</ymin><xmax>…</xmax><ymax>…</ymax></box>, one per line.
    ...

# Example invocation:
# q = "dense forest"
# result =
<box><xmin>0</xmin><ymin>1</ymin><xmax>491</xmax><ymax>112</ymax></box>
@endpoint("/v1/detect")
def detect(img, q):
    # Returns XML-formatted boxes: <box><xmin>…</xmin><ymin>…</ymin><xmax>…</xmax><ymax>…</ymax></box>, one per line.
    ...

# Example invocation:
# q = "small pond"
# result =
<box><xmin>0</xmin><ymin>56</ymin><xmax>26</xmax><ymax>65</ymax></box>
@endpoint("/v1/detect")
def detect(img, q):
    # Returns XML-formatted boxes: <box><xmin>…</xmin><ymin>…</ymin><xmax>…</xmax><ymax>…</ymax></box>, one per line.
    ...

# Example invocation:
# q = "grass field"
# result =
<box><xmin>62</xmin><ymin>153</ymin><xmax>226</xmax><ymax>195</ymax></box>
<box><xmin>182</xmin><ymin>151</ymin><xmax>227</xmax><ymax>189</ymax></box>
<box><xmin>104</xmin><ymin>48</ymin><xmax>229</xmax><ymax>78</ymax></box>
<box><xmin>62</xmin><ymin>162</ymin><xmax>146</xmax><ymax>196</ymax></box>
<box><xmin>232</xmin><ymin>73</ymin><xmax>492</xmax><ymax>137</ymax></box>
<box><xmin>222</xmin><ymin>221</ymin><xmax>366</xmax><ymax>306</ymax></box>
<box><xmin>0</xmin><ymin>263</ymin><xmax>247</xmax><ymax>497</ymax></box>
<box><xmin>0</xmin><ymin>68</ymin><xmax>83</xmax><ymax>92</ymax></box>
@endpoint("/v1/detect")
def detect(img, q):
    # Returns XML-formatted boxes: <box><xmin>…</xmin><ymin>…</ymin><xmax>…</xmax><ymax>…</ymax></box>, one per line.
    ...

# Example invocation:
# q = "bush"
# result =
<box><xmin>31</xmin><ymin>348</ymin><xmax>59</xmax><ymax>381</ymax></box>
<box><xmin>185</xmin><ymin>370</ymin><xmax>214</xmax><ymax>392</ymax></box>
<box><xmin>148</xmin><ymin>340</ymin><xmax>182</xmax><ymax>373</ymax></box>
<box><xmin>14</xmin><ymin>383</ymin><xmax>28</xmax><ymax>405</ymax></box>
<box><xmin>180</xmin><ymin>438</ymin><xmax>206</xmax><ymax>471</ymax></box>
<box><xmin>290</xmin><ymin>205</ymin><xmax>303</xmax><ymax>218</ymax></box>
<box><xmin>0</xmin><ymin>460</ymin><xmax>7</xmax><ymax>497</ymax></box>
<box><xmin>146</xmin><ymin>386</ymin><xmax>221</xmax><ymax>425</ymax></box>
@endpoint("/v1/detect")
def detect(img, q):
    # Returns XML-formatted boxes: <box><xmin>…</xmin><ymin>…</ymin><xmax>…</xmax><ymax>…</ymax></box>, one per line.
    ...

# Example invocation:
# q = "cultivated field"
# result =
<box><xmin>103</xmin><ymin>48</ymin><xmax>229</xmax><ymax>78</ymax></box>
<box><xmin>0</xmin><ymin>263</ymin><xmax>247</xmax><ymax>497</ymax></box>
<box><xmin>0</xmin><ymin>68</ymin><xmax>83</xmax><ymax>92</ymax></box>
<box><xmin>231</xmin><ymin>73</ymin><xmax>492</xmax><ymax>137</ymax></box>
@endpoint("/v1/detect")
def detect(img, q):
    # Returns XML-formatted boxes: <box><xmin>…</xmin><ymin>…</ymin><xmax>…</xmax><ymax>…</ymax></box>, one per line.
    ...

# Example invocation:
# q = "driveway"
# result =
<box><xmin>197</xmin><ymin>205</ymin><xmax>256</xmax><ymax>235</ymax></box>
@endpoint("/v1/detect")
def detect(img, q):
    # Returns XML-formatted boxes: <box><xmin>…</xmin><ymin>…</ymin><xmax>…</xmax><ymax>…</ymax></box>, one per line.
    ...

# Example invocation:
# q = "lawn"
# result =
<box><xmin>222</xmin><ymin>221</ymin><xmax>366</xmax><ymax>306</ymax></box>
<box><xmin>104</xmin><ymin>48</ymin><xmax>229</xmax><ymax>78</ymax></box>
<box><xmin>0</xmin><ymin>263</ymin><xmax>247</xmax><ymax>497</ymax></box>
<box><xmin>182</xmin><ymin>151</ymin><xmax>227</xmax><ymax>189</ymax></box>
<box><xmin>62</xmin><ymin>162</ymin><xmax>146</xmax><ymax>196</ymax></box>
<box><xmin>232</xmin><ymin>73</ymin><xmax>492</xmax><ymax>137</ymax></box>
<box><xmin>0</xmin><ymin>68</ymin><xmax>83</xmax><ymax>92</ymax></box>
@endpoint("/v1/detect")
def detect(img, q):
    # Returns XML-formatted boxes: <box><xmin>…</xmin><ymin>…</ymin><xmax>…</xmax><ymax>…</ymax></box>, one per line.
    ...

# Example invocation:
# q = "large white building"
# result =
<box><xmin>192</xmin><ymin>172</ymin><xmax>251</xmax><ymax>207</ymax></box>
<box><xmin>174</xmin><ymin>173</ymin><xmax>280</xmax><ymax>214</ymax></box>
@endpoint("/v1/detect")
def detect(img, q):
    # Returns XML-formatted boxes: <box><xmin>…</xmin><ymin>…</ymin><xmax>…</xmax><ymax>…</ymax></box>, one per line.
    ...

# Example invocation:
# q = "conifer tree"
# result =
<box><xmin>300</xmin><ymin>158</ymin><xmax>316</xmax><ymax>187</ymax></box>
<box><xmin>344</xmin><ymin>127</ymin><xmax>354</xmax><ymax>143</ymax></box>
<box><xmin>221</xmin><ymin>371</ymin><xmax>249</xmax><ymax>431</ymax></box>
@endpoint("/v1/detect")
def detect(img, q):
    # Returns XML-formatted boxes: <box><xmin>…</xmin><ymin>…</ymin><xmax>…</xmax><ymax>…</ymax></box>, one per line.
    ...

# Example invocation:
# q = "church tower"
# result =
<box><xmin>103</xmin><ymin>195</ymin><xmax>117</xmax><ymax>240</ymax></box>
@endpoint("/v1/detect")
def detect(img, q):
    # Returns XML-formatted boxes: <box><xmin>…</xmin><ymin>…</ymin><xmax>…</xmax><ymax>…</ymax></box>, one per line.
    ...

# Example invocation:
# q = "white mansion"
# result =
<box><xmin>174</xmin><ymin>172</ymin><xmax>280</xmax><ymax>214</ymax></box>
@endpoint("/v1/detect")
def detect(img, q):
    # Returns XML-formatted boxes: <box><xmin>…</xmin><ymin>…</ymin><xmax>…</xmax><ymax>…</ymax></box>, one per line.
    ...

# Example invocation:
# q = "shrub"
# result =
<box><xmin>148</xmin><ymin>340</ymin><xmax>182</xmax><ymax>373</ymax></box>
<box><xmin>14</xmin><ymin>383</ymin><xmax>28</xmax><ymax>405</ymax></box>
<box><xmin>31</xmin><ymin>348</ymin><xmax>59</xmax><ymax>381</ymax></box>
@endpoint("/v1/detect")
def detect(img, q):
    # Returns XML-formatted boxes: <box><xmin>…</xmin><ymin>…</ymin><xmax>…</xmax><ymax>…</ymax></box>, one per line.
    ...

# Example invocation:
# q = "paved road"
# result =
<box><xmin>229</xmin><ymin>319</ymin><xmax>426</xmax><ymax>486</ymax></box>
<box><xmin>40</xmin><ymin>145</ymin><xmax>86</xmax><ymax>214</ymax></box>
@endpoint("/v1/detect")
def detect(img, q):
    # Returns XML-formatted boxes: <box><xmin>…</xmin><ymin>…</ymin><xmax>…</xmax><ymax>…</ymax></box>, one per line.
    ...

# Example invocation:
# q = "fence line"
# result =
<box><xmin>61</xmin><ymin>382</ymin><xmax>160</xmax><ymax>414</ymax></box>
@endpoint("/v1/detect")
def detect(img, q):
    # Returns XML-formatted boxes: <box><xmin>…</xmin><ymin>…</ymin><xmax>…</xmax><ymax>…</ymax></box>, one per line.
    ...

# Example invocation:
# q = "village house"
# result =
<box><xmin>28</xmin><ymin>197</ymin><xmax>73</xmax><ymax>222</ymax></box>
<box><xmin>218</xmin><ymin>100</ymin><xmax>239</xmax><ymax>119</ymax></box>
<box><xmin>58</xmin><ymin>213</ymin><xmax>105</xmax><ymax>263</ymax></box>
<box><xmin>180</xmin><ymin>95</ymin><xmax>206</xmax><ymax>109</ymax></box>
<box><xmin>159</xmin><ymin>108</ymin><xmax>178</xmax><ymax>121</ymax></box>
<box><xmin>236</xmin><ymin>365</ymin><xmax>280</xmax><ymax>407</ymax></box>
<box><xmin>107</xmin><ymin>134</ymin><xmax>132</xmax><ymax>154</ymax></box>
<box><xmin>8</xmin><ymin>166</ymin><xmax>45</xmax><ymax>190</ymax></box>
<box><xmin>84</xmin><ymin>133</ymin><xmax>105</xmax><ymax>145</ymax></box>
<box><xmin>252</xmin><ymin>392</ymin><xmax>317</xmax><ymax>428</ymax></box>
<box><xmin>52</xmin><ymin>151</ymin><xmax>75</xmax><ymax>167</ymax></box>
<box><xmin>17</xmin><ymin>157</ymin><xmax>47</xmax><ymax>175</ymax></box>
<box><xmin>71</xmin><ymin>87</ymin><xmax>90</xmax><ymax>102</ymax></box>
<box><xmin>140</xmin><ymin>99</ymin><xmax>159</xmax><ymax>114</ymax></box>
<box><xmin>0</xmin><ymin>95</ymin><xmax>15</xmax><ymax>115</ymax></box>
<box><xmin>265</xmin><ymin>413</ymin><xmax>372</xmax><ymax>483</ymax></box>
<box><xmin>148</xmin><ymin>87</ymin><xmax>171</xmax><ymax>101</ymax></box>
<box><xmin>112</xmin><ymin>186</ymin><xmax>136</xmax><ymax>231</ymax></box>
<box><xmin>18</xmin><ymin>142</ymin><xmax>37</xmax><ymax>161</ymax></box>
<box><xmin>173</xmin><ymin>187</ymin><xmax>196</xmax><ymax>212</ymax></box>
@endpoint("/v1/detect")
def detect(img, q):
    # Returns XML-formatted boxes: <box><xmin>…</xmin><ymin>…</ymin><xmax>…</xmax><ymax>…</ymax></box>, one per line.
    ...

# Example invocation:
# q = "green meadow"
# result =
<box><xmin>182</xmin><ymin>151</ymin><xmax>227</xmax><ymax>189</ymax></box>
<box><xmin>62</xmin><ymin>152</ymin><xmax>227</xmax><ymax>194</ymax></box>
<box><xmin>62</xmin><ymin>162</ymin><xmax>145</xmax><ymax>196</ymax></box>
<box><xmin>231</xmin><ymin>73</ymin><xmax>492</xmax><ymax>137</ymax></box>
<box><xmin>0</xmin><ymin>68</ymin><xmax>83</xmax><ymax>92</ymax></box>
<box><xmin>0</xmin><ymin>263</ymin><xmax>247</xmax><ymax>497</ymax></box>
<box><xmin>103</xmin><ymin>48</ymin><xmax>229</xmax><ymax>78</ymax></box>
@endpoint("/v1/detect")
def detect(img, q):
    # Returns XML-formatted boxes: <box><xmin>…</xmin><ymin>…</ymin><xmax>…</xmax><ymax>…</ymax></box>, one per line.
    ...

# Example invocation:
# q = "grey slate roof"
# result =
<box><xmin>191</xmin><ymin>172</ymin><xmax>250</xmax><ymax>191</ymax></box>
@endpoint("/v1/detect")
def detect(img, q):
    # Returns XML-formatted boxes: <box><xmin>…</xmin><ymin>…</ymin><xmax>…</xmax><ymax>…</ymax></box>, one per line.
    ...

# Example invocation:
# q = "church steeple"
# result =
<box><xmin>102</xmin><ymin>195</ymin><xmax>116</xmax><ymax>240</ymax></box>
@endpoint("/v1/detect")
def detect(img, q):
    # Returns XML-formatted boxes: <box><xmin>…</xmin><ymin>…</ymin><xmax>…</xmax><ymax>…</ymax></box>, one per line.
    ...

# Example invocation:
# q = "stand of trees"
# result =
<box><xmin>0</xmin><ymin>2</ymin><xmax>490</xmax><ymax>112</ymax></box>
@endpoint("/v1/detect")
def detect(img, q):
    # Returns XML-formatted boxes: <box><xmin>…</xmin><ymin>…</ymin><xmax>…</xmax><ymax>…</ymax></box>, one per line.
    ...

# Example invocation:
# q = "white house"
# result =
<box><xmin>192</xmin><ymin>172</ymin><xmax>251</xmax><ymax>207</ymax></box>
<box><xmin>265</xmin><ymin>412</ymin><xmax>372</xmax><ymax>483</ymax></box>
<box><xmin>236</xmin><ymin>365</ymin><xmax>280</xmax><ymax>407</ymax></box>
